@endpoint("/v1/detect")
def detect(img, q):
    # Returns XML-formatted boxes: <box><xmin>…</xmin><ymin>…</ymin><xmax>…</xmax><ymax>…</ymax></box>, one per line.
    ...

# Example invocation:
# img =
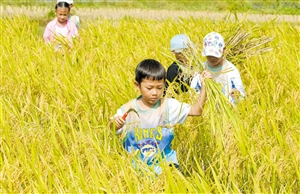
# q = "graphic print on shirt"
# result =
<box><xmin>121</xmin><ymin>99</ymin><xmax>174</xmax><ymax>163</ymax></box>
<box><xmin>124</xmin><ymin>126</ymin><xmax>174</xmax><ymax>163</ymax></box>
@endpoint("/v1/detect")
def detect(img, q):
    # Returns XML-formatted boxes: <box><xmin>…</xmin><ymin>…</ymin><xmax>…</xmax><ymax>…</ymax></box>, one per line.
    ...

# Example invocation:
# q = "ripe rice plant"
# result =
<box><xmin>0</xmin><ymin>11</ymin><xmax>299</xmax><ymax>193</ymax></box>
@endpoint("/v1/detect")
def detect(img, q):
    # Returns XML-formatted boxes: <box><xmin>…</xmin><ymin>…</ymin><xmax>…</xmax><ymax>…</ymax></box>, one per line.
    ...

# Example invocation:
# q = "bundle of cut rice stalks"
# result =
<box><xmin>181</xmin><ymin>25</ymin><xmax>274</xmax><ymax>159</ymax></box>
<box><xmin>224</xmin><ymin>24</ymin><xmax>274</xmax><ymax>65</ymax></box>
<box><xmin>185</xmin><ymin>24</ymin><xmax>274</xmax><ymax>107</ymax></box>
<box><xmin>164</xmin><ymin>24</ymin><xmax>274</xmax><ymax>120</ymax></box>
<box><xmin>166</xmin><ymin>25</ymin><xmax>275</xmax><ymax>154</ymax></box>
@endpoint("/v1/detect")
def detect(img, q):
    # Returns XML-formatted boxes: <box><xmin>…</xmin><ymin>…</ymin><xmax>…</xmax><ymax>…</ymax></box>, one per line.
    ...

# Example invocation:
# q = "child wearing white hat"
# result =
<box><xmin>202</xmin><ymin>32</ymin><xmax>246</xmax><ymax>104</ymax></box>
<box><xmin>57</xmin><ymin>0</ymin><xmax>80</xmax><ymax>29</ymax></box>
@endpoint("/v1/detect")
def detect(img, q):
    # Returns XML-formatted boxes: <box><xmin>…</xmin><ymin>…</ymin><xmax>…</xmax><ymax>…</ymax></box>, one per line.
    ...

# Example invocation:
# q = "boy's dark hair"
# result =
<box><xmin>55</xmin><ymin>2</ymin><xmax>71</xmax><ymax>11</ymax></box>
<box><xmin>135</xmin><ymin>59</ymin><xmax>166</xmax><ymax>84</ymax></box>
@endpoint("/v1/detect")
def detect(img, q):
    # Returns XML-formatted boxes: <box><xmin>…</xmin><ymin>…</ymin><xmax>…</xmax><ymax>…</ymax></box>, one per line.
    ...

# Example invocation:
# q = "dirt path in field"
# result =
<box><xmin>1</xmin><ymin>5</ymin><xmax>299</xmax><ymax>24</ymax></box>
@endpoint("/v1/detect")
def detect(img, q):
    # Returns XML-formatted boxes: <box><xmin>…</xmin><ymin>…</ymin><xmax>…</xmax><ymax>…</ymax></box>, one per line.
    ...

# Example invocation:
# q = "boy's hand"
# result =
<box><xmin>200</xmin><ymin>70</ymin><xmax>212</xmax><ymax>85</ymax></box>
<box><xmin>230</xmin><ymin>89</ymin><xmax>241</xmax><ymax>98</ymax></box>
<box><xmin>111</xmin><ymin>116</ymin><xmax>126</xmax><ymax>130</ymax></box>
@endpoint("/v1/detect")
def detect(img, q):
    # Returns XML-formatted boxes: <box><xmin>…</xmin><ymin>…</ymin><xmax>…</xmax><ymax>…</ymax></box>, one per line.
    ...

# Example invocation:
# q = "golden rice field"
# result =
<box><xmin>1</xmin><ymin>7</ymin><xmax>299</xmax><ymax>193</ymax></box>
<box><xmin>2</xmin><ymin>5</ymin><xmax>300</xmax><ymax>23</ymax></box>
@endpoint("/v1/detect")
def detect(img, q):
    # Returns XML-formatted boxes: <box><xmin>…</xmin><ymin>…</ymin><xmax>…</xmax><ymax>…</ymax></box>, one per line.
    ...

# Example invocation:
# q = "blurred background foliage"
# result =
<box><xmin>1</xmin><ymin>0</ymin><xmax>300</xmax><ymax>15</ymax></box>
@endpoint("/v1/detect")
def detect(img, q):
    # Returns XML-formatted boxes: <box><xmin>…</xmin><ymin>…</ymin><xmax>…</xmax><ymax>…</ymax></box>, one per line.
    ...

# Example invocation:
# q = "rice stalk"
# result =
<box><xmin>1</xmin><ymin>14</ymin><xmax>299</xmax><ymax>193</ymax></box>
<box><xmin>224</xmin><ymin>24</ymin><xmax>274</xmax><ymax>64</ymax></box>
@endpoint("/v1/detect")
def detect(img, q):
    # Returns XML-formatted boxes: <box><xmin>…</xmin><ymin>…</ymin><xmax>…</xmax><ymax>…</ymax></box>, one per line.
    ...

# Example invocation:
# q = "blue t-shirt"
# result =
<box><xmin>115</xmin><ymin>97</ymin><xmax>191</xmax><ymax>173</ymax></box>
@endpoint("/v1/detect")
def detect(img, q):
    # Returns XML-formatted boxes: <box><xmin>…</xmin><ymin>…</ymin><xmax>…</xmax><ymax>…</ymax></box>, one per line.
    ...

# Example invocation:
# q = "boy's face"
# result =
<box><xmin>55</xmin><ymin>7</ymin><xmax>69</xmax><ymax>25</ymax></box>
<box><xmin>135</xmin><ymin>78</ymin><xmax>165</xmax><ymax>107</ymax></box>
<box><xmin>206</xmin><ymin>56</ymin><xmax>224</xmax><ymax>68</ymax></box>
<box><xmin>174</xmin><ymin>52</ymin><xmax>187</xmax><ymax>63</ymax></box>
<box><xmin>173</xmin><ymin>49</ymin><xmax>189</xmax><ymax>65</ymax></box>
<box><xmin>205</xmin><ymin>47</ymin><xmax>225</xmax><ymax>68</ymax></box>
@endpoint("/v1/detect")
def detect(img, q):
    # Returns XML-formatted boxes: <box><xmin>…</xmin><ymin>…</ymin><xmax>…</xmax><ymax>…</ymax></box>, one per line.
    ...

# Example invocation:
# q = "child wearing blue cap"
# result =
<box><xmin>202</xmin><ymin>32</ymin><xmax>246</xmax><ymax>104</ymax></box>
<box><xmin>166</xmin><ymin>34</ymin><xmax>202</xmax><ymax>95</ymax></box>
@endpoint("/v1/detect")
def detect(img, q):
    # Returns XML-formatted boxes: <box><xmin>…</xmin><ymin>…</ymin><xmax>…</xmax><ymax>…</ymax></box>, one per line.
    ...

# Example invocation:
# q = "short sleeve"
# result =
<box><xmin>166</xmin><ymin>98</ymin><xmax>191</xmax><ymax>125</ymax></box>
<box><xmin>189</xmin><ymin>72</ymin><xmax>202</xmax><ymax>93</ymax></box>
<box><xmin>230</xmin><ymin>72</ymin><xmax>246</xmax><ymax>97</ymax></box>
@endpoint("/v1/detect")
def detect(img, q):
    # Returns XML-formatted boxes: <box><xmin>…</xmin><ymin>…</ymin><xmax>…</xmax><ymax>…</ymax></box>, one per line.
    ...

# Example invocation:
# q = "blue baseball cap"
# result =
<box><xmin>170</xmin><ymin>34</ymin><xmax>194</xmax><ymax>53</ymax></box>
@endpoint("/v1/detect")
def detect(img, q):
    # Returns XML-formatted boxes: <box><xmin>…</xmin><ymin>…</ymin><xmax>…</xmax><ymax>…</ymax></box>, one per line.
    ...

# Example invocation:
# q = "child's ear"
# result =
<box><xmin>223</xmin><ymin>47</ymin><xmax>226</xmax><ymax>53</ymax></box>
<box><xmin>134</xmin><ymin>81</ymin><xmax>140</xmax><ymax>90</ymax></box>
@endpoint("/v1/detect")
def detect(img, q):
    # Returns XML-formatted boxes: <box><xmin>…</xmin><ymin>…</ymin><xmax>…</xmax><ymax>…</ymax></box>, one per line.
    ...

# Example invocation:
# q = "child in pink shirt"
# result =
<box><xmin>43</xmin><ymin>2</ymin><xmax>78</xmax><ymax>49</ymax></box>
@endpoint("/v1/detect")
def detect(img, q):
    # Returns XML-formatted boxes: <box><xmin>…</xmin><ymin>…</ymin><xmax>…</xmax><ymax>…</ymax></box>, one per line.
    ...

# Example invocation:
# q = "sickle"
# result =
<box><xmin>116</xmin><ymin>108</ymin><xmax>139</xmax><ymax>131</ymax></box>
<box><xmin>122</xmin><ymin>108</ymin><xmax>139</xmax><ymax>120</ymax></box>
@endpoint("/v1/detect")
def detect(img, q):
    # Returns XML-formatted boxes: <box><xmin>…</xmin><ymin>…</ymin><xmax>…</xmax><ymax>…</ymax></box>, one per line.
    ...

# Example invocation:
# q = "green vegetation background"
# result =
<box><xmin>1</xmin><ymin>0</ymin><xmax>300</xmax><ymax>15</ymax></box>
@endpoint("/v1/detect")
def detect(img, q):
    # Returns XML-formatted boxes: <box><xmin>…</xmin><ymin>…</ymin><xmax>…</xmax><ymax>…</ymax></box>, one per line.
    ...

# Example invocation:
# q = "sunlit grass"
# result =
<box><xmin>0</xmin><ymin>14</ymin><xmax>299</xmax><ymax>193</ymax></box>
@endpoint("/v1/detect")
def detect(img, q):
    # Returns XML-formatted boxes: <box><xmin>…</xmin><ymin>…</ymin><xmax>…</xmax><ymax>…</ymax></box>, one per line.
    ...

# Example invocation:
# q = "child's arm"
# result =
<box><xmin>66</xmin><ymin>21</ymin><xmax>79</xmax><ymax>40</ymax></box>
<box><xmin>229</xmin><ymin>77</ymin><xmax>246</xmax><ymax>98</ymax></box>
<box><xmin>43</xmin><ymin>25</ymin><xmax>52</xmax><ymax>43</ymax></box>
<box><xmin>109</xmin><ymin>107</ymin><xmax>126</xmax><ymax>133</ymax></box>
<box><xmin>109</xmin><ymin>116</ymin><xmax>126</xmax><ymax>131</ymax></box>
<box><xmin>188</xmin><ymin>70</ymin><xmax>211</xmax><ymax>116</ymax></box>
<box><xmin>73</xmin><ymin>25</ymin><xmax>79</xmax><ymax>37</ymax></box>
<box><xmin>190</xmin><ymin>72</ymin><xmax>202</xmax><ymax>92</ymax></box>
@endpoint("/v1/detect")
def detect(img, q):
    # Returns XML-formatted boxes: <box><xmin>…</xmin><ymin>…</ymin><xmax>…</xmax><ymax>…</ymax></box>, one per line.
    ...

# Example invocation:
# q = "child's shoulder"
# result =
<box><xmin>224</xmin><ymin>60</ymin><xmax>239</xmax><ymax>70</ymax></box>
<box><xmin>162</xmin><ymin>97</ymin><xmax>181</xmax><ymax>106</ymax></box>
<box><xmin>225</xmin><ymin>59</ymin><xmax>235</xmax><ymax>66</ymax></box>
<box><xmin>69</xmin><ymin>15</ymin><xmax>80</xmax><ymax>25</ymax></box>
<box><xmin>67</xmin><ymin>20</ymin><xmax>77</xmax><ymax>28</ymax></box>
<box><xmin>223</xmin><ymin>60</ymin><xmax>243</xmax><ymax>77</ymax></box>
<box><xmin>46</xmin><ymin>19</ymin><xmax>57</xmax><ymax>26</ymax></box>
<box><xmin>70</xmin><ymin>15</ymin><xmax>80</xmax><ymax>20</ymax></box>
<box><xmin>121</xmin><ymin>99</ymin><xmax>136</xmax><ymax>110</ymax></box>
<box><xmin>168</xmin><ymin>61</ymin><xmax>180</xmax><ymax>69</ymax></box>
<box><xmin>162</xmin><ymin>98</ymin><xmax>190</xmax><ymax>114</ymax></box>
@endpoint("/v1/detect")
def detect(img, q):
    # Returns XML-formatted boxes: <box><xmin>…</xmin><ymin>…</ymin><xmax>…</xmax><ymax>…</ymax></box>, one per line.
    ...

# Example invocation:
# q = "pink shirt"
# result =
<box><xmin>43</xmin><ymin>19</ymin><xmax>78</xmax><ymax>43</ymax></box>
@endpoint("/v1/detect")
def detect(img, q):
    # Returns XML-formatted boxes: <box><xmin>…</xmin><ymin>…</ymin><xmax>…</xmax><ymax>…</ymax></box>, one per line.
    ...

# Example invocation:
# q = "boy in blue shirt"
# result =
<box><xmin>110</xmin><ymin>59</ymin><xmax>211</xmax><ymax>174</ymax></box>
